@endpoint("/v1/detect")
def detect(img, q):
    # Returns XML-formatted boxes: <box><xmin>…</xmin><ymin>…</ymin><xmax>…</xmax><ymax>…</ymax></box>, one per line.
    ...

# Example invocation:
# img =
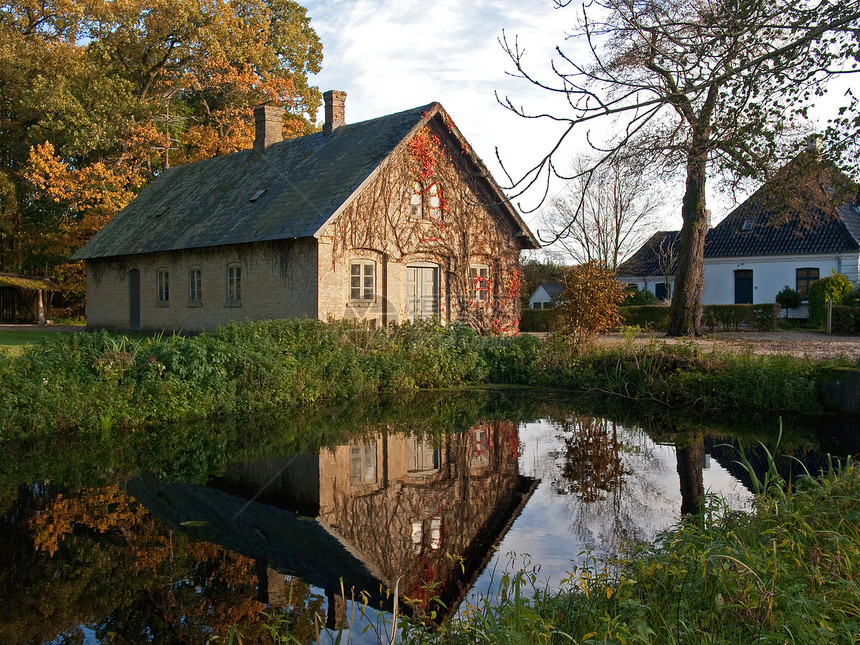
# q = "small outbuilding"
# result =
<box><xmin>0</xmin><ymin>273</ymin><xmax>57</xmax><ymax>324</ymax></box>
<box><xmin>527</xmin><ymin>282</ymin><xmax>565</xmax><ymax>309</ymax></box>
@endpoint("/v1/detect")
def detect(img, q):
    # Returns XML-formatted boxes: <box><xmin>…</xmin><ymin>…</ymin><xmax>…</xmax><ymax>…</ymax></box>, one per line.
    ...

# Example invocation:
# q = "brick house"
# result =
<box><xmin>73</xmin><ymin>91</ymin><xmax>538</xmax><ymax>332</ymax></box>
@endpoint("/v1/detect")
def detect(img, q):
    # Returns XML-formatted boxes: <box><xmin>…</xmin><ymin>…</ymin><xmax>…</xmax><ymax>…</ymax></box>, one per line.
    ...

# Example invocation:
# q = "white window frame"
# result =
<box><xmin>470</xmin><ymin>265</ymin><xmax>490</xmax><ymax>302</ymax></box>
<box><xmin>226</xmin><ymin>263</ymin><xmax>242</xmax><ymax>306</ymax></box>
<box><xmin>427</xmin><ymin>182</ymin><xmax>441</xmax><ymax>219</ymax></box>
<box><xmin>410</xmin><ymin>180</ymin><xmax>423</xmax><ymax>219</ymax></box>
<box><xmin>350</xmin><ymin>260</ymin><xmax>376</xmax><ymax>302</ymax></box>
<box><xmin>188</xmin><ymin>266</ymin><xmax>202</xmax><ymax>306</ymax></box>
<box><xmin>156</xmin><ymin>268</ymin><xmax>169</xmax><ymax>305</ymax></box>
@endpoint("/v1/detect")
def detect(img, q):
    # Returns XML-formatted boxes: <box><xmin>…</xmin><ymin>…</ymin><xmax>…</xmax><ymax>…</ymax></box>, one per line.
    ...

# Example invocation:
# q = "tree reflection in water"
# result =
<box><xmin>552</xmin><ymin>415</ymin><xmax>631</xmax><ymax>503</ymax></box>
<box><xmin>3</xmin><ymin>390</ymin><xmax>840</xmax><ymax>643</ymax></box>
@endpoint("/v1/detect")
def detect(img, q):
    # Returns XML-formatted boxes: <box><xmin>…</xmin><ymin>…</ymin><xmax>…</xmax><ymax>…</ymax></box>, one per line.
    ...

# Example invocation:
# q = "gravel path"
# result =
<box><xmin>596</xmin><ymin>330</ymin><xmax>860</xmax><ymax>361</ymax></box>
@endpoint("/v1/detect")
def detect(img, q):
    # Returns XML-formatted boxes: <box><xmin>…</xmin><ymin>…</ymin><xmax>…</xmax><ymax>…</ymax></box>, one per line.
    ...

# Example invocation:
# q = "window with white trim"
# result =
<box><xmin>350</xmin><ymin>443</ymin><xmax>377</xmax><ymax>485</ymax></box>
<box><xmin>226</xmin><ymin>263</ymin><xmax>241</xmax><ymax>305</ymax></box>
<box><xmin>410</xmin><ymin>180</ymin><xmax>423</xmax><ymax>218</ymax></box>
<box><xmin>350</xmin><ymin>260</ymin><xmax>375</xmax><ymax>301</ymax></box>
<box><xmin>156</xmin><ymin>268</ymin><xmax>169</xmax><ymax>305</ymax></box>
<box><xmin>470</xmin><ymin>265</ymin><xmax>489</xmax><ymax>301</ymax></box>
<box><xmin>188</xmin><ymin>266</ymin><xmax>202</xmax><ymax>305</ymax></box>
<box><xmin>428</xmin><ymin>182</ymin><xmax>441</xmax><ymax>218</ymax></box>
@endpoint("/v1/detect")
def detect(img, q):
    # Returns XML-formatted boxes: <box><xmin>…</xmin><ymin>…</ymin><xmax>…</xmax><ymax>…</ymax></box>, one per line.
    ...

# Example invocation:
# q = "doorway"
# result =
<box><xmin>406</xmin><ymin>265</ymin><xmax>439</xmax><ymax>321</ymax></box>
<box><xmin>734</xmin><ymin>269</ymin><xmax>753</xmax><ymax>304</ymax></box>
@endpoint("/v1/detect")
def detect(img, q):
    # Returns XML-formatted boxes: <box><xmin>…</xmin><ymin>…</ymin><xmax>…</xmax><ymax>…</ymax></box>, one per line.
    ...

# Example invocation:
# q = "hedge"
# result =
<box><xmin>619</xmin><ymin>303</ymin><xmax>780</xmax><ymax>332</ymax></box>
<box><xmin>831</xmin><ymin>304</ymin><xmax>860</xmax><ymax>334</ymax></box>
<box><xmin>618</xmin><ymin>305</ymin><xmax>672</xmax><ymax>330</ymax></box>
<box><xmin>520</xmin><ymin>308</ymin><xmax>561</xmax><ymax>332</ymax></box>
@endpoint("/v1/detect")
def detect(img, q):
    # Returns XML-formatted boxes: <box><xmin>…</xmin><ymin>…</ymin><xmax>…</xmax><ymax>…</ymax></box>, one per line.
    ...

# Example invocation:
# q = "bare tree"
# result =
<box><xmin>498</xmin><ymin>0</ymin><xmax>860</xmax><ymax>335</ymax></box>
<box><xmin>655</xmin><ymin>232</ymin><xmax>679</xmax><ymax>300</ymax></box>
<box><xmin>541</xmin><ymin>153</ymin><xmax>660</xmax><ymax>271</ymax></box>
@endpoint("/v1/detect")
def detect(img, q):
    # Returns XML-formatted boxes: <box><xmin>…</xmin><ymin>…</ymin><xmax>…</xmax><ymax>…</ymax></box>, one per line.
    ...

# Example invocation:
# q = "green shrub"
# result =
<box><xmin>701</xmin><ymin>303</ymin><xmax>779</xmax><ymax>331</ymax></box>
<box><xmin>619</xmin><ymin>305</ymin><xmax>671</xmax><ymax>330</ymax></box>
<box><xmin>750</xmin><ymin>303</ymin><xmax>780</xmax><ymax>331</ymax></box>
<box><xmin>807</xmin><ymin>271</ymin><xmax>853</xmax><ymax>327</ymax></box>
<box><xmin>622</xmin><ymin>288</ymin><xmax>657</xmax><ymax>306</ymax></box>
<box><xmin>831</xmin><ymin>304</ymin><xmax>860</xmax><ymax>334</ymax></box>
<box><xmin>843</xmin><ymin>286</ymin><xmax>860</xmax><ymax>307</ymax></box>
<box><xmin>775</xmin><ymin>285</ymin><xmax>802</xmax><ymax>313</ymax></box>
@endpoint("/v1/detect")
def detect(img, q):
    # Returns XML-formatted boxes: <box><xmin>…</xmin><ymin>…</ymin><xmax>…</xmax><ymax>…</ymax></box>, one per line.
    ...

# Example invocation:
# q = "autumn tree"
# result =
<box><xmin>1</xmin><ymin>0</ymin><xmax>322</xmax><ymax>312</ymax></box>
<box><xmin>500</xmin><ymin>0</ymin><xmax>860</xmax><ymax>335</ymax></box>
<box><xmin>556</xmin><ymin>261</ymin><xmax>626</xmax><ymax>352</ymax></box>
<box><xmin>541</xmin><ymin>152</ymin><xmax>660</xmax><ymax>271</ymax></box>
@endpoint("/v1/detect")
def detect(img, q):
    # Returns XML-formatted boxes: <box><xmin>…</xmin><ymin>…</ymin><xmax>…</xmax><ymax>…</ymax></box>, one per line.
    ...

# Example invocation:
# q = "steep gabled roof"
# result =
<box><xmin>534</xmin><ymin>282</ymin><xmax>564</xmax><ymax>299</ymax></box>
<box><xmin>616</xmin><ymin>231</ymin><xmax>681</xmax><ymax>277</ymax></box>
<box><xmin>73</xmin><ymin>103</ymin><xmax>537</xmax><ymax>260</ymax></box>
<box><xmin>704</xmin><ymin>155</ymin><xmax>860</xmax><ymax>258</ymax></box>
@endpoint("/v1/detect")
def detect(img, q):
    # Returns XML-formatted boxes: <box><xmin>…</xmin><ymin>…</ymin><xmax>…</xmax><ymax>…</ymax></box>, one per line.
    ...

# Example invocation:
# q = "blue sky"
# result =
<box><xmin>301</xmin><ymin>0</ymin><xmax>852</xmax><ymax>248</ymax></box>
<box><xmin>302</xmin><ymin>0</ymin><xmax>574</xmax><ymax>232</ymax></box>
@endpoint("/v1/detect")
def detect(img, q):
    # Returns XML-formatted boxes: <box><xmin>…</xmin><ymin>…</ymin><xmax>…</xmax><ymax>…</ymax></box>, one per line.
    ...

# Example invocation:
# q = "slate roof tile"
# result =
<box><xmin>74</xmin><ymin>102</ymin><xmax>537</xmax><ymax>260</ymax></box>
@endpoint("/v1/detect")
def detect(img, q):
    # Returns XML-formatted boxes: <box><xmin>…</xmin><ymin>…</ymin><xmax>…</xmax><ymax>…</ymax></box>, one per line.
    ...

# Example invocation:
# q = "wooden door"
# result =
<box><xmin>406</xmin><ymin>265</ymin><xmax>439</xmax><ymax>321</ymax></box>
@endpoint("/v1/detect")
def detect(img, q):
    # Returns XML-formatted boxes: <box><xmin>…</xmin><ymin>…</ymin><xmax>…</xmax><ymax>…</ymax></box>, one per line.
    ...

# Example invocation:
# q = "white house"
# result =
<box><xmin>528</xmin><ymin>282</ymin><xmax>565</xmax><ymax>309</ymax></box>
<box><xmin>618</xmin><ymin>158</ymin><xmax>860</xmax><ymax>318</ymax></box>
<box><xmin>616</xmin><ymin>231</ymin><xmax>679</xmax><ymax>302</ymax></box>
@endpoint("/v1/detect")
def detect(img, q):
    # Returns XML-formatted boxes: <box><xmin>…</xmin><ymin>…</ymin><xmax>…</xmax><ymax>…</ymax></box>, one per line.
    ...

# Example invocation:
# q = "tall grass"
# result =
<box><xmin>398</xmin><ymin>459</ymin><xmax>860</xmax><ymax>644</ymax></box>
<box><xmin>0</xmin><ymin>319</ymin><xmax>850</xmax><ymax>441</ymax></box>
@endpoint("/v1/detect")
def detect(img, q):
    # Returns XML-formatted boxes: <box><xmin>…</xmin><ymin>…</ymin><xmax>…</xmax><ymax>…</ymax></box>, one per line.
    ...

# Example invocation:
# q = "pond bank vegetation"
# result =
<box><xmin>1</xmin><ymin>318</ymin><xmax>854</xmax><ymax>441</ymax></box>
<box><xmin>403</xmin><ymin>458</ymin><xmax>860</xmax><ymax>644</ymax></box>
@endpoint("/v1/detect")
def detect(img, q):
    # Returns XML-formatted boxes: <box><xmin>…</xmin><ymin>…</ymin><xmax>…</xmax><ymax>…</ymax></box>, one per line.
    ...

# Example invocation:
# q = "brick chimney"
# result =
<box><xmin>254</xmin><ymin>104</ymin><xmax>283</xmax><ymax>154</ymax></box>
<box><xmin>323</xmin><ymin>90</ymin><xmax>346</xmax><ymax>135</ymax></box>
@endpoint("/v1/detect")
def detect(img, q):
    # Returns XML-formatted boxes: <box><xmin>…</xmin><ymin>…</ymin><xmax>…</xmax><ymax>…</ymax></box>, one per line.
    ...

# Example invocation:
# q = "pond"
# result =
<box><xmin>1</xmin><ymin>390</ymin><xmax>855</xmax><ymax>643</ymax></box>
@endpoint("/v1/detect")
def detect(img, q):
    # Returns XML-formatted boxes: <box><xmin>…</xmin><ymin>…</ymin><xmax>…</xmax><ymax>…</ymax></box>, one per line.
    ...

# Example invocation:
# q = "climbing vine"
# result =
<box><xmin>327</xmin><ymin>113</ymin><xmax>525</xmax><ymax>333</ymax></box>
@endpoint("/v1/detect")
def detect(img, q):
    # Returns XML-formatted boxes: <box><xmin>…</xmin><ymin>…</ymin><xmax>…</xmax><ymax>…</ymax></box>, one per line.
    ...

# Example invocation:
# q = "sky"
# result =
<box><xmin>302</xmin><ymin>0</ymin><xmax>579</xmax><ymax>243</ymax></box>
<box><xmin>300</xmin><ymin>0</ymin><xmax>852</xmax><ymax>255</ymax></box>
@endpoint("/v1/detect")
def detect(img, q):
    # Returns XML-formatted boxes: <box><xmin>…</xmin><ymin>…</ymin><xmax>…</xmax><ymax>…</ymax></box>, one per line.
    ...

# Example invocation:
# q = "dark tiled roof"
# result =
<box><xmin>537</xmin><ymin>283</ymin><xmax>565</xmax><ymax>298</ymax></box>
<box><xmin>616</xmin><ymin>231</ymin><xmax>680</xmax><ymax>277</ymax></box>
<box><xmin>74</xmin><ymin>103</ymin><xmax>537</xmax><ymax>260</ymax></box>
<box><xmin>704</xmin><ymin>155</ymin><xmax>860</xmax><ymax>258</ymax></box>
<box><xmin>532</xmin><ymin>282</ymin><xmax>564</xmax><ymax>300</ymax></box>
<box><xmin>704</xmin><ymin>199</ymin><xmax>860</xmax><ymax>258</ymax></box>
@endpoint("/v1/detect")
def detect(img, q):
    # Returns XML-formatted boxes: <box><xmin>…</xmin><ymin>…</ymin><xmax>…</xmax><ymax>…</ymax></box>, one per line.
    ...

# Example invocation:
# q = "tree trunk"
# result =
<box><xmin>667</xmin><ymin>148</ymin><xmax>709</xmax><ymax>336</ymax></box>
<box><xmin>676</xmin><ymin>433</ymin><xmax>705</xmax><ymax>518</ymax></box>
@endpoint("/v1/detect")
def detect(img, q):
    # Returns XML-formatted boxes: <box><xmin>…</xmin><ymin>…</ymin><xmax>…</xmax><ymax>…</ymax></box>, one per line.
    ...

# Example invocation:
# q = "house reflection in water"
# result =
<box><xmin>135</xmin><ymin>421</ymin><xmax>537</xmax><ymax>622</ymax></box>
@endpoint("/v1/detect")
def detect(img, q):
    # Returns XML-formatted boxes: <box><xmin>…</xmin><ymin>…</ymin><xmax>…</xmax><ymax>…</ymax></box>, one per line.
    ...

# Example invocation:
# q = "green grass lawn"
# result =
<box><xmin>0</xmin><ymin>329</ymin><xmax>79</xmax><ymax>354</ymax></box>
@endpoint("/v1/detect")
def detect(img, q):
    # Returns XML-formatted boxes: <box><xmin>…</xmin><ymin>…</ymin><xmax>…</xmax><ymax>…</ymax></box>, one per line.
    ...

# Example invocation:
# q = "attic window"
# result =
<box><xmin>249</xmin><ymin>189</ymin><xmax>267</xmax><ymax>202</ymax></box>
<box><xmin>155</xmin><ymin>205</ymin><xmax>170</xmax><ymax>218</ymax></box>
<box><xmin>741</xmin><ymin>219</ymin><xmax>754</xmax><ymax>231</ymax></box>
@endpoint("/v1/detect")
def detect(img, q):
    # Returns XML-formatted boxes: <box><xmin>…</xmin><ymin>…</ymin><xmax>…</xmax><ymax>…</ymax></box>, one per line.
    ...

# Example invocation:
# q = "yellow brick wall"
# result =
<box><xmin>86</xmin><ymin>239</ymin><xmax>318</xmax><ymax>332</ymax></box>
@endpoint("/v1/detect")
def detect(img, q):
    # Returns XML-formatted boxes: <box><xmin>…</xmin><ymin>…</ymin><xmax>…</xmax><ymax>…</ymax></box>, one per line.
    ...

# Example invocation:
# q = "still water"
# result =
<box><xmin>0</xmin><ymin>390</ymin><xmax>851</xmax><ymax>643</ymax></box>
